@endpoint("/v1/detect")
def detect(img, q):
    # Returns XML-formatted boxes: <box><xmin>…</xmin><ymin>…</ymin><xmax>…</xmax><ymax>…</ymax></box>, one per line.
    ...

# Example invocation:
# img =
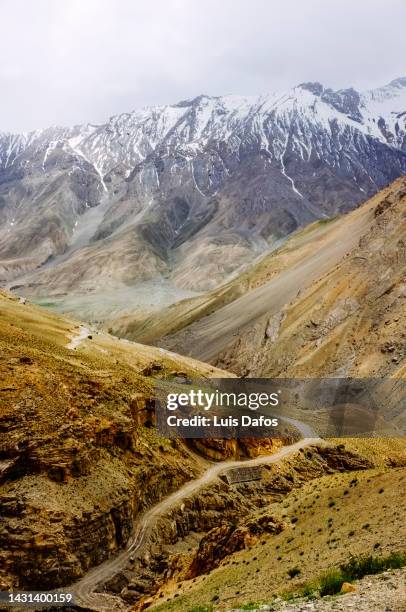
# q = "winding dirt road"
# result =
<box><xmin>62</xmin><ymin>325</ymin><xmax>320</xmax><ymax>610</ymax></box>
<box><xmin>72</xmin><ymin>418</ymin><xmax>319</xmax><ymax>611</ymax></box>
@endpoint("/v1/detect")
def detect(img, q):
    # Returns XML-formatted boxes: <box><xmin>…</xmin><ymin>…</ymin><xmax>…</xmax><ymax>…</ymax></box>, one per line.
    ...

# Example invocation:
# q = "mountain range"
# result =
<box><xmin>1</xmin><ymin>74</ymin><xmax>406</xmax><ymax>611</ymax></box>
<box><xmin>1</xmin><ymin>77</ymin><xmax>406</xmax><ymax>321</ymax></box>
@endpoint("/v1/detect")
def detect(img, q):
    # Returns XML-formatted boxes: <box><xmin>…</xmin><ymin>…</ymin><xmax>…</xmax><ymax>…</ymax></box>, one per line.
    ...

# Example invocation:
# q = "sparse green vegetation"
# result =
<box><xmin>318</xmin><ymin>567</ymin><xmax>344</xmax><ymax>596</ymax></box>
<box><xmin>35</xmin><ymin>300</ymin><xmax>58</xmax><ymax>308</ymax></box>
<box><xmin>295</xmin><ymin>551</ymin><xmax>406</xmax><ymax>599</ymax></box>
<box><xmin>340</xmin><ymin>551</ymin><xmax>406</xmax><ymax>581</ymax></box>
<box><xmin>316</xmin><ymin>215</ymin><xmax>338</xmax><ymax>225</ymax></box>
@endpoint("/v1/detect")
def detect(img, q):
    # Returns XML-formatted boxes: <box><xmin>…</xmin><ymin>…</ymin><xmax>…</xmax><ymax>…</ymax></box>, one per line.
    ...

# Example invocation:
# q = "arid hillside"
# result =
<box><xmin>213</xmin><ymin>177</ymin><xmax>406</xmax><ymax>380</ymax></box>
<box><xmin>0</xmin><ymin>291</ymin><xmax>235</xmax><ymax>591</ymax></box>
<box><xmin>129</xmin><ymin>177</ymin><xmax>405</xmax><ymax>380</ymax></box>
<box><xmin>110</xmin><ymin>215</ymin><xmax>346</xmax><ymax>345</ymax></box>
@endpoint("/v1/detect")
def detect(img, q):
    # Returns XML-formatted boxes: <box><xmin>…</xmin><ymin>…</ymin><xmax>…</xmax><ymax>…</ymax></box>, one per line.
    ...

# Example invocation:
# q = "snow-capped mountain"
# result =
<box><xmin>0</xmin><ymin>77</ymin><xmax>405</xmax><ymax>298</ymax></box>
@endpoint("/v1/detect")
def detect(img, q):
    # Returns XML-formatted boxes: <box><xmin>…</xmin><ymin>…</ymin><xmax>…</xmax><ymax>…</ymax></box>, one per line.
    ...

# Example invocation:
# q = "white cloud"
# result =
<box><xmin>0</xmin><ymin>0</ymin><xmax>405</xmax><ymax>131</ymax></box>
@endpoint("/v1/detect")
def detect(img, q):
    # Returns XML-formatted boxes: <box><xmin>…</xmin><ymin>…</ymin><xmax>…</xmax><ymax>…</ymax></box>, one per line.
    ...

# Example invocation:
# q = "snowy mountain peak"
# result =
<box><xmin>363</xmin><ymin>77</ymin><xmax>406</xmax><ymax>108</ymax></box>
<box><xmin>388</xmin><ymin>76</ymin><xmax>406</xmax><ymax>89</ymax></box>
<box><xmin>298</xmin><ymin>82</ymin><xmax>324</xmax><ymax>96</ymax></box>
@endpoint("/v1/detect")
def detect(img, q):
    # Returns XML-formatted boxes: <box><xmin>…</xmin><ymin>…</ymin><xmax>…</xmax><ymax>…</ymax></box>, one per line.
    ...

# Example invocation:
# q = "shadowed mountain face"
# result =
<box><xmin>0</xmin><ymin>78</ymin><xmax>406</xmax><ymax>310</ymax></box>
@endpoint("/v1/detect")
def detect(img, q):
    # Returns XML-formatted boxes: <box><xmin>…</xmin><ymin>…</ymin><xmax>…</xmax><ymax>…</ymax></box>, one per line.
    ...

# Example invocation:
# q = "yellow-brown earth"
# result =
<box><xmin>0</xmin><ymin>291</ymin><xmax>234</xmax><ymax>590</ymax></box>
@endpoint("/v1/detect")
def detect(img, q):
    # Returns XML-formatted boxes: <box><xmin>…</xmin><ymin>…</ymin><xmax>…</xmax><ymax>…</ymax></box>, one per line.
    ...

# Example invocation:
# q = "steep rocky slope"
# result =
<box><xmin>1</xmin><ymin>78</ymin><xmax>406</xmax><ymax>319</ymax></box>
<box><xmin>110</xmin><ymin>216</ymin><xmax>356</xmax><ymax>344</ymax></box>
<box><xmin>210</xmin><ymin>178</ymin><xmax>406</xmax><ymax>380</ymax></box>
<box><xmin>145</xmin><ymin>177</ymin><xmax>405</xmax><ymax>383</ymax></box>
<box><xmin>0</xmin><ymin>291</ymin><xmax>235</xmax><ymax>591</ymax></box>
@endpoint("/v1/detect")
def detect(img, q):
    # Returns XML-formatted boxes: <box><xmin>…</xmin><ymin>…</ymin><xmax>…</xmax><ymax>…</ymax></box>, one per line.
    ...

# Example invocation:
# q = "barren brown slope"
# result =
<box><xmin>152</xmin><ymin>180</ymin><xmax>405</xmax><ymax>366</ymax></box>
<box><xmin>110</xmin><ymin>218</ymin><xmax>340</xmax><ymax>344</ymax></box>
<box><xmin>210</xmin><ymin>176</ymin><xmax>406</xmax><ymax>380</ymax></box>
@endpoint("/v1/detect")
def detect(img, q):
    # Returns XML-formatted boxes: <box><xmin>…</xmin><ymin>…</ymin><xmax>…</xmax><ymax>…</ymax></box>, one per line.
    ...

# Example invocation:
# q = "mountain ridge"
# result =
<box><xmin>2</xmin><ymin>76</ymin><xmax>406</xmax><ymax>151</ymax></box>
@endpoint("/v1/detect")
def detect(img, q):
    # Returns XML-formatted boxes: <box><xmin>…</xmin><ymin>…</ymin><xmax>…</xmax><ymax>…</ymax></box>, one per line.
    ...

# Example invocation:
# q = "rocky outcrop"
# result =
<box><xmin>187</xmin><ymin>514</ymin><xmax>285</xmax><ymax>578</ymax></box>
<box><xmin>315</xmin><ymin>446</ymin><xmax>374</xmax><ymax>472</ymax></box>
<box><xmin>189</xmin><ymin>437</ymin><xmax>288</xmax><ymax>461</ymax></box>
<box><xmin>0</xmin><ymin>489</ymin><xmax>136</xmax><ymax>589</ymax></box>
<box><xmin>129</xmin><ymin>394</ymin><xmax>157</xmax><ymax>428</ymax></box>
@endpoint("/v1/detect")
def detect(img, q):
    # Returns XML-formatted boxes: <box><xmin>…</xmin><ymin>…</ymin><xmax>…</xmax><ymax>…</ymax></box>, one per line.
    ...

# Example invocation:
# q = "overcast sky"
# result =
<box><xmin>1</xmin><ymin>0</ymin><xmax>405</xmax><ymax>132</ymax></box>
